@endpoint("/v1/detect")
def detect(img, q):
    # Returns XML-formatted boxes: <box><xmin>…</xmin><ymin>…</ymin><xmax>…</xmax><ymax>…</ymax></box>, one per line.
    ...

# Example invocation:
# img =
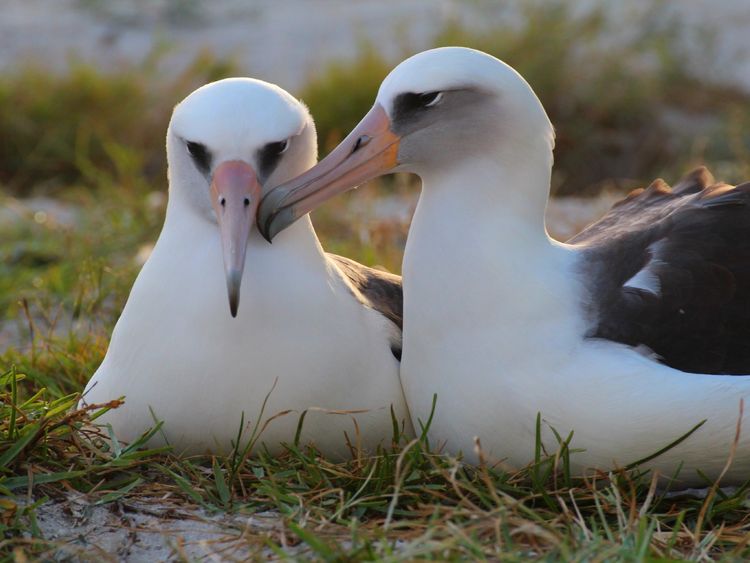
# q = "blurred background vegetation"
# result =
<box><xmin>1</xmin><ymin>0</ymin><xmax>749</xmax><ymax>367</ymax></box>
<box><xmin>2</xmin><ymin>2</ymin><xmax>748</xmax><ymax>199</ymax></box>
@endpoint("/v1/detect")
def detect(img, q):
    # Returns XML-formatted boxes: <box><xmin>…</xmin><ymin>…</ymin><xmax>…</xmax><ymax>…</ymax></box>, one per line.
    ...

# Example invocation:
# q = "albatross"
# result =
<box><xmin>258</xmin><ymin>47</ymin><xmax>750</xmax><ymax>484</ymax></box>
<box><xmin>81</xmin><ymin>78</ymin><xmax>413</xmax><ymax>456</ymax></box>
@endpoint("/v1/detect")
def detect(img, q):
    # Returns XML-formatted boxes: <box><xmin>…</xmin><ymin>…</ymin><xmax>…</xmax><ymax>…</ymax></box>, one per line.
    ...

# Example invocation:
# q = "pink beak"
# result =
<box><xmin>210</xmin><ymin>160</ymin><xmax>261</xmax><ymax>317</ymax></box>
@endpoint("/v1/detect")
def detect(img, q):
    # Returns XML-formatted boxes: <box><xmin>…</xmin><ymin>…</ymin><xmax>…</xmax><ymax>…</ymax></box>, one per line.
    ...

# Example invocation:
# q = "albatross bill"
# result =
<box><xmin>210</xmin><ymin>160</ymin><xmax>260</xmax><ymax>317</ymax></box>
<box><xmin>259</xmin><ymin>104</ymin><xmax>399</xmax><ymax>242</ymax></box>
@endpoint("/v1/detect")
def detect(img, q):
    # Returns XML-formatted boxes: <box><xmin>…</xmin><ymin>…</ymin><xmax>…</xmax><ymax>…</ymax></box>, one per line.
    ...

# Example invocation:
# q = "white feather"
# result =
<box><xmin>623</xmin><ymin>265</ymin><xmax>662</xmax><ymax>296</ymax></box>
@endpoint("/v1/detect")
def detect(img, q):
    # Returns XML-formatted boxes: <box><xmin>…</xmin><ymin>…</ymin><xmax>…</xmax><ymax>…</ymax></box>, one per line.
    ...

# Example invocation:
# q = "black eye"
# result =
<box><xmin>186</xmin><ymin>141</ymin><xmax>211</xmax><ymax>174</ymax></box>
<box><xmin>418</xmin><ymin>91</ymin><xmax>443</xmax><ymax>107</ymax></box>
<box><xmin>391</xmin><ymin>91</ymin><xmax>445</xmax><ymax>124</ymax></box>
<box><xmin>265</xmin><ymin>139</ymin><xmax>289</xmax><ymax>155</ymax></box>
<box><xmin>257</xmin><ymin>139</ymin><xmax>290</xmax><ymax>180</ymax></box>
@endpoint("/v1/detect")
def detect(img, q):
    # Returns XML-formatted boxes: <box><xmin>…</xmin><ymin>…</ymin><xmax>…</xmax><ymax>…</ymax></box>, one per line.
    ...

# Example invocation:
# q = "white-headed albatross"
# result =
<box><xmin>258</xmin><ymin>47</ymin><xmax>750</xmax><ymax>484</ymax></box>
<box><xmin>81</xmin><ymin>78</ymin><xmax>413</xmax><ymax>457</ymax></box>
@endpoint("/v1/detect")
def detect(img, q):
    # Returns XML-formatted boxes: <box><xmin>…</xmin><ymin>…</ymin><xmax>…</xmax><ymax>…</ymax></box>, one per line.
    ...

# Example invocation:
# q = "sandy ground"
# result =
<box><xmin>23</xmin><ymin>479</ymin><xmax>721</xmax><ymax>560</ymax></box>
<box><xmin>28</xmin><ymin>493</ymin><xmax>287</xmax><ymax>560</ymax></box>
<box><xmin>1</xmin><ymin>0</ymin><xmax>749</xmax><ymax>92</ymax></box>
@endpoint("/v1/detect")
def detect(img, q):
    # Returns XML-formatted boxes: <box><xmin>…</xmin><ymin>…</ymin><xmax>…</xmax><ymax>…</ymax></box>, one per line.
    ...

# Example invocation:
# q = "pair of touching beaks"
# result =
<box><xmin>215</xmin><ymin>104</ymin><xmax>398</xmax><ymax>318</ymax></box>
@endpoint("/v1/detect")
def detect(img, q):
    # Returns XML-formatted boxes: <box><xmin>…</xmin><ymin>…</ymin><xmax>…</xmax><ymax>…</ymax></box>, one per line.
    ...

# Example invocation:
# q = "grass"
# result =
<box><xmin>3</xmin><ymin>2</ymin><xmax>750</xmax><ymax>559</ymax></box>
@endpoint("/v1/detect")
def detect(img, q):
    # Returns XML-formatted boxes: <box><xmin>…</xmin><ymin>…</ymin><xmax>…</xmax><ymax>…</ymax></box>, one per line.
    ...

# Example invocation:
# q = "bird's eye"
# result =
<box><xmin>392</xmin><ymin>91</ymin><xmax>445</xmax><ymax>121</ymax></box>
<box><xmin>185</xmin><ymin>141</ymin><xmax>211</xmax><ymax>173</ymax></box>
<box><xmin>419</xmin><ymin>91</ymin><xmax>443</xmax><ymax>107</ymax></box>
<box><xmin>265</xmin><ymin>139</ymin><xmax>289</xmax><ymax>155</ymax></box>
<box><xmin>257</xmin><ymin>139</ymin><xmax>291</xmax><ymax>180</ymax></box>
<box><xmin>186</xmin><ymin>141</ymin><xmax>206</xmax><ymax>158</ymax></box>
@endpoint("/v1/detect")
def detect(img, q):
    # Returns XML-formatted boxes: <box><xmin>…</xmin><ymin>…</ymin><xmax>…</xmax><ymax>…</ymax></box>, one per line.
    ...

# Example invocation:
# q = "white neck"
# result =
<box><xmin>403</xmin><ymin>152</ymin><xmax>585</xmax><ymax>359</ymax></box>
<box><xmin>419</xmin><ymin>151</ymin><xmax>553</xmax><ymax>248</ymax></box>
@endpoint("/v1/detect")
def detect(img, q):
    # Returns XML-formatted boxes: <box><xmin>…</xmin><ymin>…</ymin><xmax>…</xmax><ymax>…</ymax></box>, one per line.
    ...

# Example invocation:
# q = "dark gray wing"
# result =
<box><xmin>571</xmin><ymin>167</ymin><xmax>750</xmax><ymax>374</ymax></box>
<box><xmin>326</xmin><ymin>254</ymin><xmax>403</xmax><ymax>360</ymax></box>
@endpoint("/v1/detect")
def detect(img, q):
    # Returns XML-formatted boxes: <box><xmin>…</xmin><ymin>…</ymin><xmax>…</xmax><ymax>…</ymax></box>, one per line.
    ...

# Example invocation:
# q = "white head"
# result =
<box><xmin>167</xmin><ymin>78</ymin><xmax>317</xmax><ymax>315</ymax></box>
<box><xmin>259</xmin><ymin>47</ymin><xmax>555</xmax><ymax>240</ymax></box>
<box><xmin>378</xmin><ymin>47</ymin><xmax>554</xmax><ymax>174</ymax></box>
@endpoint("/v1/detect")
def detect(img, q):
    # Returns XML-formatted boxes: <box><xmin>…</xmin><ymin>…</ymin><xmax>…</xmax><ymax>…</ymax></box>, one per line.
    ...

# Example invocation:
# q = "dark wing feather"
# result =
<box><xmin>571</xmin><ymin>167</ymin><xmax>750</xmax><ymax>374</ymax></box>
<box><xmin>570</xmin><ymin>167</ymin><xmax>715</xmax><ymax>244</ymax></box>
<box><xmin>326</xmin><ymin>254</ymin><xmax>403</xmax><ymax>360</ymax></box>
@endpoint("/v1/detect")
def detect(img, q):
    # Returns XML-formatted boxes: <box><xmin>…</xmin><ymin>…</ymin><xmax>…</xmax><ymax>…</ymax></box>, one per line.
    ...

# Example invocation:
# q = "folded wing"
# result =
<box><xmin>572</xmin><ymin>167</ymin><xmax>750</xmax><ymax>374</ymax></box>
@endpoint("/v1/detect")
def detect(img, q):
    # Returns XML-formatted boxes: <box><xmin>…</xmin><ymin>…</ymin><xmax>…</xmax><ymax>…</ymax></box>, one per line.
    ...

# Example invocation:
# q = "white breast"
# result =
<box><xmin>82</xmin><ymin>214</ymin><xmax>412</xmax><ymax>457</ymax></box>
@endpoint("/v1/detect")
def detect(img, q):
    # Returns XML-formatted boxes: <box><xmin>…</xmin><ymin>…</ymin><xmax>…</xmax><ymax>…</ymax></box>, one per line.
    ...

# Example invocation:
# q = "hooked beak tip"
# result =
<box><xmin>256</xmin><ymin>103</ymin><xmax>398</xmax><ymax>239</ymax></box>
<box><xmin>258</xmin><ymin>190</ymin><xmax>290</xmax><ymax>242</ymax></box>
<box><xmin>226</xmin><ymin>269</ymin><xmax>242</xmax><ymax>318</ymax></box>
<box><xmin>211</xmin><ymin>160</ymin><xmax>258</xmax><ymax>319</ymax></box>
<box><xmin>259</xmin><ymin>206</ymin><xmax>297</xmax><ymax>243</ymax></box>
<box><xmin>258</xmin><ymin>221</ymin><xmax>274</xmax><ymax>244</ymax></box>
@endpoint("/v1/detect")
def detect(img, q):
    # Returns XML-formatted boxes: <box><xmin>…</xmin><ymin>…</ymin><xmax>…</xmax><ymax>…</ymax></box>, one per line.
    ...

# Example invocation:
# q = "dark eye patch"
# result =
<box><xmin>186</xmin><ymin>141</ymin><xmax>211</xmax><ymax>174</ymax></box>
<box><xmin>257</xmin><ymin>139</ymin><xmax>289</xmax><ymax>180</ymax></box>
<box><xmin>391</xmin><ymin>91</ymin><xmax>442</xmax><ymax>124</ymax></box>
<box><xmin>419</xmin><ymin>92</ymin><xmax>442</xmax><ymax>106</ymax></box>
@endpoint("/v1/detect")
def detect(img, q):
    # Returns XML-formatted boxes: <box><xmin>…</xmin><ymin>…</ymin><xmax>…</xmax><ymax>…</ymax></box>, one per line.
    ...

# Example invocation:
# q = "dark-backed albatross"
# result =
<box><xmin>81</xmin><ymin>78</ymin><xmax>413</xmax><ymax>457</ymax></box>
<box><xmin>258</xmin><ymin>47</ymin><xmax>750</xmax><ymax>484</ymax></box>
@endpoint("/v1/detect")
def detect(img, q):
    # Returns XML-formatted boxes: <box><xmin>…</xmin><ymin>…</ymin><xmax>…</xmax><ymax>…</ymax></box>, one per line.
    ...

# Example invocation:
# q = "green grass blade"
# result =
<box><xmin>95</xmin><ymin>476</ymin><xmax>144</xmax><ymax>505</ymax></box>
<box><xmin>1</xmin><ymin>470</ymin><xmax>87</xmax><ymax>491</ymax></box>
<box><xmin>212</xmin><ymin>457</ymin><xmax>231</xmax><ymax>507</ymax></box>
<box><xmin>623</xmin><ymin>420</ymin><xmax>707</xmax><ymax>470</ymax></box>
<box><xmin>0</xmin><ymin>422</ymin><xmax>41</xmax><ymax>469</ymax></box>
